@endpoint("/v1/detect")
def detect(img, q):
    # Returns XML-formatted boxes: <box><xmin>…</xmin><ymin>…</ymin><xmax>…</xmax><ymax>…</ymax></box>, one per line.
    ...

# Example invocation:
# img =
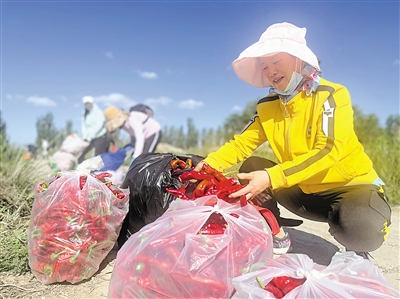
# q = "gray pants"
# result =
<box><xmin>239</xmin><ymin>156</ymin><xmax>392</xmax><ymax>252</ymax></box>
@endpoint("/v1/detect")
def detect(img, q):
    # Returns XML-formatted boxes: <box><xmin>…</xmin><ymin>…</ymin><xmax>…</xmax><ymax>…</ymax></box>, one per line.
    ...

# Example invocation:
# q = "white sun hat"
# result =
<box><xmin>232</xmin><ymin>22</ymin><xmax>320</xmax><ymax>88</ymax></box>
<box><xmin>82</xmin><ymin>96</ymin><xmax>94</xmax><ymax>104</ymax></box>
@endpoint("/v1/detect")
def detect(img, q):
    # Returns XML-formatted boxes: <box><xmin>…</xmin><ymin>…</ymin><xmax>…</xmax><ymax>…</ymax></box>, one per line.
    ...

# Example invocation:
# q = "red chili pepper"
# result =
<box><xmin>252</xmin><ymin>205</ymin><xmax>280</xmax><ymax>236</ymax></box>
<box><xmin>166</xmin><ymin>187</ymin><xmax>189</xmax><ymax>199</ymax></box>
<box><xmin>94</xmin><ymin>172</ymin><xmax>112</xmax><ymax>183</ymax></box>
<box><xmin>198</xmin><ymin>227</ymin><xmax>225</xmax><ymax>235</ymax></box>
<box><xmin>265</xmin><ymin>282</ymin><xmax>284</xmax><ymax>299</ymax></box>
<box><xmin>171</xmin><ymin>273</ymin><xmax>227</xmax><ymax>297</ymax></box>
<box><xmin>215</xmin><ymin>185</ymin><xmax>244</xmax><ymax>201</ymax></box>
<box><xmin>271</xmin><ymin>276</ymin><xmax>306</xmax><ymax>295</ymax></box>
<box><xmin>110</xmin><ymin>188</ymin><xmax>125</xmax><ymax>199</ymax></box>
<box><xmin>215</xmin><ymin>177</ymin><xmax>237</xmax><ymax>190</ymax></box>
<box><xmin>134</xmin><ymin>253</ymin><xmax>174</xmax><ymax>273</ymax></box>
<box><xmin>148</xmin><ymin>236</ymin><xmax>180</xmax><ymax>249</ymax></box>
<box><xmin>164</xmin><ymin>245</ymin><xmax>182</xmax><ymax>261</ymax></box>
<box><xmin>194</xmin><ymin>179</ymin><xmax>215</xmax><ymax>198</ymax></box>
<box><xmin>170</xmin><ymin>159</ymin><xmax>186</xmax><ymax>170</ymax></box>
<box><xmin>79</xmin><ymin>176</ymin><xmax>87</xmax><ymax>189</ymax></box>
<box><xmin>201</xmin><ymin>164</ymin><xmax>227</xmax><ymax>182</ymax></box>
<box><xmin>256</xmin><ymin>276</ymin><xmax>284</xmax><ymax>299</ymax></box>
<box><xmin>178</xmin><ymin>171</ymin><xmax>216</xmax><ymax>183</ymax></box>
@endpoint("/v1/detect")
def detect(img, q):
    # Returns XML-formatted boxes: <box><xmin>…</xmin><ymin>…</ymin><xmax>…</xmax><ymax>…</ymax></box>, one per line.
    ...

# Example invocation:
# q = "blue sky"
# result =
<box><xmin>1</xmin><ymin>0</ymin><xmax>399</xmax><ymax>147</ymax></box>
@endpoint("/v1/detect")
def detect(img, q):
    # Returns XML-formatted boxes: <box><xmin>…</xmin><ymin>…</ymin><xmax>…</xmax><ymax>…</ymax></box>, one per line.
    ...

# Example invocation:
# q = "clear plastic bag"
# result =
<box><xmin>108</xmin><ymin>195</ymin><xmax>274</xmax><ymax>299</ymax></box>
<box><xmin>50</xmin><ymin>150</ymin><xmax>78</xmax><ymax>171</ymax></box>
<box><xmin>27</xmin><ymin>168</ymin><xmax>129</xmax><ymax>284</ymax></box>
<box><xmin>231</xmin><ymin>252</ymin><xmax>400</xmax><ymax>298</ymax></box>
<box><xmin>60</xmin><ymin>133</ymin><xmax>89</xmax><ymax>155</ymax></box>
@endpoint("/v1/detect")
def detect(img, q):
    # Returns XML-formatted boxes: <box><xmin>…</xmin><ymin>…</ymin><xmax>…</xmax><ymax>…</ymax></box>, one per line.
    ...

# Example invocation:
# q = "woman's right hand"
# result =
<box><xmin>189</xmin><ymin>161</ymin><xmax>206</xmax><ymax>183</ymax></box>
<box><xmin>193</xmin><ymin>161</ymin><xmax>205</xmax><ymax>172</ymax></box>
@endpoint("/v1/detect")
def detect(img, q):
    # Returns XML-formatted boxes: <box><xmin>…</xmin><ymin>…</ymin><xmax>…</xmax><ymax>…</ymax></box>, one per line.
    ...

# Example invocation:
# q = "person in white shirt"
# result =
<box><xmin>78</xmin><ymin>96</ymin><xmax>112</xmax><ymax>163</ymax></box>
<box><xmin>40</xmin><ymin>138</ymin><xmax>49</xmax><ymax>158</ymax></box>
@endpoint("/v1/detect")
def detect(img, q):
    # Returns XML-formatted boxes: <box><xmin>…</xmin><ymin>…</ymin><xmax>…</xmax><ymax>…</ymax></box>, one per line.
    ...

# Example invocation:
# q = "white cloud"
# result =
<box><xmin>136</xmin><ymin>70</ymin><xmax>158</xmax><ymax>79</ymax></box>
<box><xmin>6</xmin><ymin>94</ymin><xmax>12</xmax><ymax>100</ymax></box>
<box><xmin>144</xmin><ymin>96</ymin><xmax>173</xmax><ymax>107</ymax></box>
<box><xmin>105</xmin><ymin>51</ymin><xmax>114</xmax><ymax>59</ymax></box>
<box><xmin>26</xmin><ymin>96</ymin><xmax>57</xmax><ymax>107</ymax></box>
<box><xmin>178</xmin><ymin>99</ymin><xmax>204</xmax><ymax>109</ymax></box>
<box><xmin>394</xmin><ymin>59</ymin><xmax>400</xmax><ymax>66</ymax></box>
<box><xmin>94</xmin><ymin>93</ymin><xmax>135</xmax><ymax>108</ymax></box>
<box><xmin>232</xmin><ymin>105</ymin><xmax>242</xmax><ymax>111</ymax></box>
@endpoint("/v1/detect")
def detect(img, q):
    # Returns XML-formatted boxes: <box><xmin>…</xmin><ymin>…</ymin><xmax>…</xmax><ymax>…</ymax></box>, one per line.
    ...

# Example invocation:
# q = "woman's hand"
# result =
<box><xmin>229</xmin><ymin>170</ymin><xmax>271</xmax><ymax>200</ymax></box>
<box><xmin>187</xmin><ymin>161</ymin><xmax>206</xmax><ymax>183</ymax></box>
<box><xmin>193</xmin><ymin>161</ymin><xmax>205</xmax><ymax>172</ymax></box>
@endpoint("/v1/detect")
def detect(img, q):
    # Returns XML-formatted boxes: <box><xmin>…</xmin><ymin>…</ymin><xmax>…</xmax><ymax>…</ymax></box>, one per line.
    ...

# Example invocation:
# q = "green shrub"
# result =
<box><xmin>0</xmin><ymin>144</ymin><xmax>52</xmax><ymax>273</ymax></box>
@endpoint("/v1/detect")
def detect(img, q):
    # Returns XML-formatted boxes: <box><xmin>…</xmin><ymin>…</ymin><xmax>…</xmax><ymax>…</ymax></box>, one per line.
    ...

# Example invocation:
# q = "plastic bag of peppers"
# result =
<box><xmin>231</xmin><ymin>252</ymin><xmax>399</xmax><ymax>298</ymax></box>
<box><xmin>108</xmin><ymin>195</ymin><xmax>274</xmax><ymax>299</ymax></box>
<box><xmin>27</xmin><ymin>168</ymin><xmax>129</xmax><ymax>284</ymax></box>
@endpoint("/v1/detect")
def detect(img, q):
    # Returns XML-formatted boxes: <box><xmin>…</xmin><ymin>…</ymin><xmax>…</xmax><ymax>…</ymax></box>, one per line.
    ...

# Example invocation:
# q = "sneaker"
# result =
<box><xmin>273</xmin><ymin>232</ymin><xmax>291</xmax><ymax>255</ymax></box>
<box><xmin>345</xmin><ymin>249</ymin><xmax>373</xmax><ymax>260</ymax></box>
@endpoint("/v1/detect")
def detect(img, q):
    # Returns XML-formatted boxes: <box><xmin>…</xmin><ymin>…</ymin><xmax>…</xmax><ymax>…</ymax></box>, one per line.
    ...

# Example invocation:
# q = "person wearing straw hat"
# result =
<box><xmin>195</xmin><ymin>22</ymin><xmax>391</xmax><ymax>257</ymax></box>
<box><xmin>103</xmin><ymin>105</ymin><xmax>162</xmax><ymax>161</ymax></box>
<box><xmin>78</xmin><ymin>96</ymin><xmax>112</xmax><ymax>163</ymax></box>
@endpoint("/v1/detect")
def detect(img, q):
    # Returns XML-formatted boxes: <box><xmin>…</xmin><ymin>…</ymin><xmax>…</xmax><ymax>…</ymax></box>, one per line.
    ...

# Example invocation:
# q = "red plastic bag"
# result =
<box><xmin>108</xmin><ymin>195</ymin><xmax>274</xmax><ymax>298</ymax></box>
<box><xmin>28</xmin><ymin>168</ymin><xmax>129</xmax><ymax>284</ymax></box>
<box><xmin>231</xmin><ymin>252</ymin><xmax>399</xmax><ymax>298</ymax></box>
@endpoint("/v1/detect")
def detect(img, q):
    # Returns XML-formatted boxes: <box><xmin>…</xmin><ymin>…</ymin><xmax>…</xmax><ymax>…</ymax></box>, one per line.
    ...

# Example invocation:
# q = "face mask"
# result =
<box><xmin>277</xmin><ymin>71</ymin><xmax>303</xmax><ymax>95</ymax></box>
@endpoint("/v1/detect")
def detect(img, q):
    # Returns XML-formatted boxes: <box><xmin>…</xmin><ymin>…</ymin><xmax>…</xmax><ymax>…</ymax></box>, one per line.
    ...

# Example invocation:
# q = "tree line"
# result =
<box><xmin>0</xmin><ymin>100</ymin><xmax>399</xmax><ymax>203</ymax></box>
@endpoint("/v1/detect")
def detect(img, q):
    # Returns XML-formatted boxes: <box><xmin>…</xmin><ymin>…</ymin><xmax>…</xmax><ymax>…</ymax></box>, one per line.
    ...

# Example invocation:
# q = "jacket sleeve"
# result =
<box><xmin>267</xmin><ymin>85</ymin><xmax>357</xmax><ymax>190</ymax></box>
<box><xmin>82</xmin><ymin>105</ymin><xmax>106</xmax><ymax>141</ymax></box>
<box><xmin>204</xmin><ymin>115</ymin><xmax>268</xmax><ymax>171</ymax></box>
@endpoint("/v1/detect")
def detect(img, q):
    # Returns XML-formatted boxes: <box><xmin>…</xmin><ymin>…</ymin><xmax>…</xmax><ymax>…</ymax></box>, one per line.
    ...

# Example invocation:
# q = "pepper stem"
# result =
<box><xmin>256</xmin><ymin>276</ymin><xmax>265</xmax><ymax>289</ymax></box>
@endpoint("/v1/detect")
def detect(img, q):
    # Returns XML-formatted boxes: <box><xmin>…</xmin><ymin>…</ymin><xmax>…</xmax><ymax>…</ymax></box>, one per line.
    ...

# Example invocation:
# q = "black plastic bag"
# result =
<box><xmin>118</xmin><ymin>152</ymin><xmax>204</xmax><ymax>247</ymax></box>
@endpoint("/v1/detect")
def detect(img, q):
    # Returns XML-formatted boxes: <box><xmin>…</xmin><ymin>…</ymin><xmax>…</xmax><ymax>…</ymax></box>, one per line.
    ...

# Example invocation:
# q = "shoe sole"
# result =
<box><xmin>273</xmin><ymin>246</ymin><xmax>292</xmax><ymax>255</ymax></box>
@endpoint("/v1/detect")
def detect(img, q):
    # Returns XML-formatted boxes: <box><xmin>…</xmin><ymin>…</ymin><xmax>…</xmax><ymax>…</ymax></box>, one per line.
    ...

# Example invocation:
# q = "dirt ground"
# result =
<box><xmin>1</xmin><ymin>205</ymin><xmax>399</xmax><ymax>299</ymax></box>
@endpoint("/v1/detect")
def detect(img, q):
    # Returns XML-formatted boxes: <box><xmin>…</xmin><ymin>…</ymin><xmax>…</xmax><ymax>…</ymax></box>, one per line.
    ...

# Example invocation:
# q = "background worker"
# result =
<box><xmin>103</xmin><ymin>105</ymin><xmax>162</xmax><ymax>162</ymax></box>
<box><xmin>78</xmin><ymin>96</ymin><xmax>112</xmax><ymax>163</ymax></box>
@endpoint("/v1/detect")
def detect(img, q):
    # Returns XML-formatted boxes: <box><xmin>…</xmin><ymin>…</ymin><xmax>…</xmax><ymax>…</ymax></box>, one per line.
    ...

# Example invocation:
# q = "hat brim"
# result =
<box><xmin>232</xmin><ymin>39</ymin><xmax>320</xmax><ymax>88</ymax></box>
<box><xmin>105</xmin><ymin>111</ymin><xmax>129</xmax><ymax>133</ymax></box>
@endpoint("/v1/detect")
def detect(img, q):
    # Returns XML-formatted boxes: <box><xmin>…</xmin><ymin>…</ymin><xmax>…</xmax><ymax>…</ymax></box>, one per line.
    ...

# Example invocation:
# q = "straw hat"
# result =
<box><xmin>104</xmin><ymin>106</ymin><xmax>129</xmax><ymax>133</ymax></box>
<box><xmin>232</xmin><ymin>22</ymin><xmax>320</xmax><ymax>88</ymax></box>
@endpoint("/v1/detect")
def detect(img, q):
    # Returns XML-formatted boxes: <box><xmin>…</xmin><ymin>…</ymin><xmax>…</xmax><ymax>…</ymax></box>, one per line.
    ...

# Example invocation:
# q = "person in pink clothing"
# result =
<box><xmin>104</xmin><ymin>106</ymin><xmax>162</xmax><ymax>161</ymax></box>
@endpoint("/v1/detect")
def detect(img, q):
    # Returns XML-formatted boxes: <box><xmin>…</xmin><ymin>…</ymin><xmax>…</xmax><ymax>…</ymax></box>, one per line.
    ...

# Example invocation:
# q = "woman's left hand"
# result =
<box><xmin>229</xmin><ymin>170</ymin><xmax>271</xmax><ymax>200</ymax></box>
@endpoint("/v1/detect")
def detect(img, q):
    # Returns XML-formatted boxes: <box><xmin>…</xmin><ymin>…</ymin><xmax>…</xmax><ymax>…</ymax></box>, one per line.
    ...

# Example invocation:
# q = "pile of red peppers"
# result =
<box><xmin>28</xmin><ymin>171</ymin><xmax>129</xmax><ymax>284</ymax></box>
<box><xmin>256</xmin><ymin>276</ymin><xmax>306</xmax><ymax>298</ymax></box>
<box><xmin>109</xmin><ymin>195</ymin><xmax>274</xmax><ymax>298</ymax></box>
<box><xmin>166</xmin><ymin>159</ymin><xmax>280</xmax><ymax>235</ymax></box>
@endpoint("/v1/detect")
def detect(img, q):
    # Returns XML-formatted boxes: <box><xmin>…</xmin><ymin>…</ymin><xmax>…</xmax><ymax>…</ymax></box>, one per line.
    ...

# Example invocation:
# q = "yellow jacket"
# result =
<box><xmin>204</xmin><ymin>78</ymin><xmax>378</xmax><ymax>193</ymax></box>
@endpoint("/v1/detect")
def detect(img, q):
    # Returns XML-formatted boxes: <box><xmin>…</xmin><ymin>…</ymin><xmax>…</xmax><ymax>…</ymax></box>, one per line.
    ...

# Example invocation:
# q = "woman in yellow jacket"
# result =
<box><xmin>196</xmin><ymin>22</ymin><xmax>391</xmax><ymax>257</ymax></box>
